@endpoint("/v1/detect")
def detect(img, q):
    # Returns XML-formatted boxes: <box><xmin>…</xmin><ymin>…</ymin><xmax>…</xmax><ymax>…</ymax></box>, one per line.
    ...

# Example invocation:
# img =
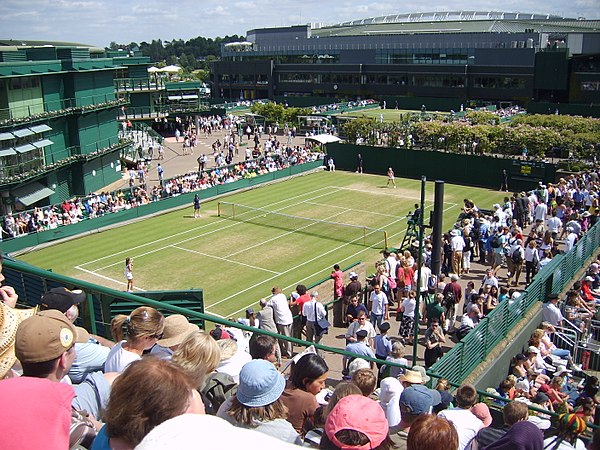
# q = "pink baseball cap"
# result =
<box><xmin>471</xmin><ymin>402</ymin><xmax>493</xmax><ymax>427</ymax></box>
<box><xmin>325</xmin><ymin>395</ymin><xmax>388</xmax><ymax>449</ymax></box>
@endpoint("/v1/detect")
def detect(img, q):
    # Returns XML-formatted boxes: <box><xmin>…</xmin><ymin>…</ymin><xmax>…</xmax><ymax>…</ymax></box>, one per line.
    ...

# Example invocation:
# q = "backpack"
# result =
<box><xmin>443</xmin><ymin>290</ymin><xmax>456</xmax><ymax>308</ymax></box>
<box><xmin>201</xmin><ymin>372</ymin><xmax>238</xmax><ymax>415</ymax></box>
<box><xmin>427</xmin><ymin>274</ymin><xmax>437</xmax><ymax>294</ymax></box>
<box><xmin>490</xmin><ymin>235</ymin><xmax>501</xmax><ymax>248</ymax></box>
<box><xmin>511</xmin><ymin>248</ymin><xmax>523</xmax><ymax>264</ymax></box>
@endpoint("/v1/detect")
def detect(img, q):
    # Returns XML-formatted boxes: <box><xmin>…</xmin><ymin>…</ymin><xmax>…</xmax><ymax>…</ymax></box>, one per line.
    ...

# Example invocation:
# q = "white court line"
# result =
<box><xmin>303</xmin><ymin>201</ymin><xmax>402</xmax><ymax>219</ymax></box>
<box><xmin>171</xmin><ymin>245</ymin><xmax>282</xmax><ymax>274</ymax></box>
<box><xmin>89</xmin><ymin>187</ymin><xmax>344</xmax><ymax>272</ymax></box>
<box><xmin>223</xmin><ymin>202</ymin><xmax>460</xmax><ymax>317</ymax></box>
<box><xmin>74</xmin><ymin>266</ymin><xmax>147</xmax><ymax>292</ymax></box>
<box><xmin>78</xmin><ymin>185</ymin><xmax>336</xmax><ymax>267</ymax></box>
<box><xmin>223</xmin><ymin>207</ymin><xmax>353</xmax><ymax>258</ymax></box>
<box><xmin>335</xmin><ymin>186</ymin><xmax>458</xmax><ymax>206</ymax></box>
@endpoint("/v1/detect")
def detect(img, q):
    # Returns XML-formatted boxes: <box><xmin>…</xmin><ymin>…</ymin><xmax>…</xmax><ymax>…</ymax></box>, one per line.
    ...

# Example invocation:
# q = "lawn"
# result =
<box><xmin>16</xmin><ymin>171</ymin><xmax>506</xmax><ymax>319</ymax></box>
<box><xmin>328</xmin><ymin>107</ymin><xmax>450</xmax><ymax>122</ymax></box>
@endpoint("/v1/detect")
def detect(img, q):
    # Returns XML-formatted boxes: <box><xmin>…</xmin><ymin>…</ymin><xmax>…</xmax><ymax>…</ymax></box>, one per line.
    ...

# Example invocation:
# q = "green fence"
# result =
<box><xmin>429</xmin><ymin>220</ymin><xmax>600</xmax><ymax>386</ymax></box>
<box><xmin>0</xmin><ymin>160</ymin><xmax>323</xmax><ymax>254</ymax></box>
<box><xmin>326</xmin><ymin>142</ymin><xmax>556</xmax><ymax>192</ymax></box>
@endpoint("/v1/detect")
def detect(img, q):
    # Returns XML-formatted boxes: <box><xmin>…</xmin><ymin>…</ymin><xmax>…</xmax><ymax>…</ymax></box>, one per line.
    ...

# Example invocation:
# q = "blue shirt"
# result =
<box><xmin>344</xmin><ymin>341</ymin><xmax>375</xmax><ymax>361</ymax></box>
<box><xmin>374</xmin><ymin>334</ymin><xmax>393</xmax><ymax>358</ymax></box>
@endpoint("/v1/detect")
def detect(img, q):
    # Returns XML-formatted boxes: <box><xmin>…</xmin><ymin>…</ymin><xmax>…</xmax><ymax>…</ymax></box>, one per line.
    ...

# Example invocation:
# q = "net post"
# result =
<box><xmin>218</xmin><ymin>202</ymin><xmax>221</xmax><ymax>217</ymax></box>
<box><xmin>232</xmin><ymin>203</ymin><xmax>235</xmax><ymax>220</ymax></box>
<box><xmin>383</xmin><ymin>231</ymin><xmax>388</xmax><ymax>249</ymax></box>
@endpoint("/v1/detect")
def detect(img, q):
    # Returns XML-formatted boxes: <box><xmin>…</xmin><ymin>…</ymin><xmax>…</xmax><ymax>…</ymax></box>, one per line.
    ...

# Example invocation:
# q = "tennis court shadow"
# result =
<box><xmin>183</xmin><ymin>215</ymin><xmax>197</xmax><ymax>219</ymax></box>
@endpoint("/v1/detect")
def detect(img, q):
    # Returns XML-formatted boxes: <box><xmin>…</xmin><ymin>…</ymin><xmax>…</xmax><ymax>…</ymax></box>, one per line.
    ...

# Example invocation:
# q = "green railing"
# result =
<box><xmin>114</xmin><ymin>78</ymin><xmax>166</xmax><ymax>92</ymax></box>
<box><xmin>429</xmin><ymin>221</ymin><xmax>600</xmax><ymax>385</ymax></box>
<box><xmin>0</xmin><ymin>96</ymin><xmax>127</xmax><ymax>127</ymax></box>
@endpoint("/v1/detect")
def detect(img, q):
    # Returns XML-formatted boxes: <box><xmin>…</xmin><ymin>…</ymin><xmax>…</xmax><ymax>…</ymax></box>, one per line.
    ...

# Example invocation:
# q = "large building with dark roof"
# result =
<box><xmin>210</xmin><ymin>11</ymin><xmax>600</xmax><ymax>110</ymax></box>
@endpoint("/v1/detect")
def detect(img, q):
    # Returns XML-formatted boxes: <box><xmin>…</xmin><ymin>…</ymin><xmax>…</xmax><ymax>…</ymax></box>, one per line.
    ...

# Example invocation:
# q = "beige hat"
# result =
<box><xmin>0</xmin><ymin>303</ymin><xmax>37</xmax><ymax>378</ymax></box>
<box><xmin>15</xmin><ymin>309</ymin><xmax>89</xmax><ymax>364</ymax></box>
<box><xmin>157</xmin><ymin>314</ymin><xmax>199</xmax><ymax>348</ymax></box>
<box><xmin>399</xmin><ymin>369</ymin><xmax>425</xmax><ymax>384</ymax></box>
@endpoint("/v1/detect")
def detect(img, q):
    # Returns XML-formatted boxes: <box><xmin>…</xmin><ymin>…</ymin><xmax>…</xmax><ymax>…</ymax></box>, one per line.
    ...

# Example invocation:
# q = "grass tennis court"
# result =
<box><xmin>16</xmin><ymin>171</ymin><xmax>506</xmax><ymax>319</ymax></box>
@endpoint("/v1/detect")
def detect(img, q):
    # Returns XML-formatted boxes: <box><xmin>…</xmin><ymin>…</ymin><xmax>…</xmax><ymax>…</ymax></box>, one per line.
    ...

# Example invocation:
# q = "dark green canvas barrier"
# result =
<box><xmin>326</xmin><ymin>142</ymin><xmax>556</xmax><ymax>191</ymax></box>
<box><xmin>0</xmin><ymin>160</ymin><xmax>323</xmax><ymax>254</ymax></box>
<box><xmin>526</xmin><ymin>101</ymin><xmax>600</xmax><ymax>118</ymax></box>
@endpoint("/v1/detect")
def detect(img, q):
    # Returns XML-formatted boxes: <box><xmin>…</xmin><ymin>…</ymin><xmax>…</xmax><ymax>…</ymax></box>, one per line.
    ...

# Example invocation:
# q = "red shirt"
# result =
<box><xmin>296</xmin><ymin>293</ymin><xmax>311</xmax><ymax>316</ymax></box>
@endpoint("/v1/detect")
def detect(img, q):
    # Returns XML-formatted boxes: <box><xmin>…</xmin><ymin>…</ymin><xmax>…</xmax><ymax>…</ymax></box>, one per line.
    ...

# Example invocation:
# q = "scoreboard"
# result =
<box><xmin>511</xmin><ymin>160</ymin><xmax>546</xmax><ymax>179</ymax></box>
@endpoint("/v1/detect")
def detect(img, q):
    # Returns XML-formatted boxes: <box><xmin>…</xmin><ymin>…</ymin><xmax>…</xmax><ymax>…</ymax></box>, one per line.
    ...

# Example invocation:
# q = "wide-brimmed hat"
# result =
<box><xmin>0</xmin><ymin>303</ymin><xmax>37</xmax><ymax>378</ymax></box>
<box><xmin>399</xmin><ymin>369</ymin><xmax>425</xmax><ymax>384</ymax></box>
<box><xmin>157</xmin><ymin>315</ymin><xmax>199</xmax><ymax>348</ymax></box>
<box><xmin>412</xmin><ymin>365</ymin><xmax>431</xmax><ymax>383</ymax></box>
<box><xmin>236</xmin><ymin>359</ymin><xmax>285</xmax><ymax>407</ymax></box>
<box><xmin>349</xmin><ymin>271</ymin><xmax>358</xmax><ymax>279</ymax></box>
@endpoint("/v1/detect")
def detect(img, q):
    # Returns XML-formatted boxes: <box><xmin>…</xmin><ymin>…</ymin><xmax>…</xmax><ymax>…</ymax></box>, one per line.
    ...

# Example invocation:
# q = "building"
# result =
<box><xmin>210</xmin><ymin>11</ymin><xmax>600</xmax><ymax>110</ymax></box>
<box><xmin>0</xmin><ymin>41</ymin><xmax>209</xmax><ymax>215</ymax></box>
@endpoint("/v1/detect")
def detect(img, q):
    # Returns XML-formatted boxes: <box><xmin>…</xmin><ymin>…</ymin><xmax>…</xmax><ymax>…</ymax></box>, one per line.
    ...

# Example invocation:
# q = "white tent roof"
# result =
<box><xmin>306</xmin><ymin>134</ymin><xmax>341</xmax><ymax>145</ymax></box>
<box><xmin>161</xmin><ymin>65</ymin><xmax>182</xmax><ymax>73</ymax></box>
<box><xmin>147</xmin><ymin>66</ymin><xmax>161</xmax><ymax>73</ymax></box>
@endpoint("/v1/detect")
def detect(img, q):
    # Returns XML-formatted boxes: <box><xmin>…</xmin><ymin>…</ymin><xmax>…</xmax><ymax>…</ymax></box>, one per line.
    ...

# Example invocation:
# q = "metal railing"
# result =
<box><xmin>0</xmin><ymin>96</ymin><xmax>127</xmax><ymax>127</ymax></box>
<box><xmin>429</xmin><ymin>221</ymin><xmax>600</xmax><ymax>385</ymax></box>
<box><xmin>114</xmin><ymin>78</ymin><xmax>166</xmax><ymax>92</ymax></box>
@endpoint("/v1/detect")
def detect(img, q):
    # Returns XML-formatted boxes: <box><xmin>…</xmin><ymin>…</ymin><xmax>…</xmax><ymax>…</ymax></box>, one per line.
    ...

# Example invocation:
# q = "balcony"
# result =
<box><xmin>0</xmin><ymin>138</ymin><xmax>132</xmax><ymax>187</ymax></box>
<box><xmin>114</xmin><ymin>77</ymin><xmax>166</xmax><ymax>93</ymax></box>
<box><xmin>0</xmin><ymin>96</ymin><xmax>129</xmax><ymax>129</ymax></box>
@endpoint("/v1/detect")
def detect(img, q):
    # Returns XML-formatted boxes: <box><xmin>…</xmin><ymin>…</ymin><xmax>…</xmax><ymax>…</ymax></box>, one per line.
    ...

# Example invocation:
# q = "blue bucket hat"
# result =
<box><xmin>236</xmin><ymin>359</ymin><xmax>285</xmax><ymax>407</ymax></box>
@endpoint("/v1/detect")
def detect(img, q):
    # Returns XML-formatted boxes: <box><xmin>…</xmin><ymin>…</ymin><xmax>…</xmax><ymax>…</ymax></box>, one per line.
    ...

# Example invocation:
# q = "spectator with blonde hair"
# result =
<box><xmin>171</xmin><ymin>330</ymin><xmax>221</xmax><ymax>389</ymax></box>
<box><xmin>104</xmin><ymin>306</ymin><xmax>165</xmax><ymax>373</ymax></box>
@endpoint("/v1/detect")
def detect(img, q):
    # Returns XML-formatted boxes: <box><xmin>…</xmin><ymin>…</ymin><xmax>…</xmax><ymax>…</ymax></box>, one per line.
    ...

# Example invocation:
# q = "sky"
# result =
<box><xmin>1</xmin><ymin>0</ymin><xmax>599</xmax><ymax>47</ymax></box>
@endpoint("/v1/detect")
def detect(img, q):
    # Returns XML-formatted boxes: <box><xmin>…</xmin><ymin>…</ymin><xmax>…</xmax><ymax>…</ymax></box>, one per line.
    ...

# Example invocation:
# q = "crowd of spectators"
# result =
<box><xmin>310</xmin><ymin>99</ymin><xmax>378</xmax><ymax>114</ymax></box>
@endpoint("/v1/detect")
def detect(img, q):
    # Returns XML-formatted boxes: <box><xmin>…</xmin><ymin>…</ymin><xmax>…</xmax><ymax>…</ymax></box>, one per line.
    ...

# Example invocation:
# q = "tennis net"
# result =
<box><xmin>218</xmin><ymin>201</ymin><xmax>388</xmax><ymax>248</ymax></box>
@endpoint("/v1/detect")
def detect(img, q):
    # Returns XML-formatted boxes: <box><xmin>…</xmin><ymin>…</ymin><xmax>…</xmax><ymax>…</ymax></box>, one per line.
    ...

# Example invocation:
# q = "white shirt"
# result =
<box><xmin>564</xmin><ymin>232</ymin><xmax>577</xmax><ymax>252</ymax></box>
<box><xmin>542</xmin><ymin>302</ymin><xmax>564</xmax><ymax>326</ymax></box>
<box><xmin>385</xmin><ymin>256</ymin><xmax>398</xmax><ymax>280</ymax></box>
<box><xmin>104</xmin><ymin>341</ymin><xmax>141</xmax><ymax>373</ymax></box>
<box><xmin>438</xmin><ymin>408</ymin><xmax>483</xmax><ymax>450</ymax></box>
<box><xmin>369</xmin><ymin>291</ymin><xmax>388</xmax><ymax>316</ymax></box>
<box><xmin>401</xmin><ymin>298</ymin><xmax>416</xmax><ymax>318</ymax></box>
<box><xmin>267</xmin><ymin>293</ymin><xmax>293</xmax><ymax>326</ymax></box>
<box><xmin>414</xmin><ymin>266</ymin><xmax>432</xmax><ymax>292</ymax></box>
<box><xmin>451</xmin><ymin>235</ymin><xmax>465</xmax><ymax>251</ymax></box>
<box><xmin>534</xmin><ymin>203</ymin><xmax>548</xmax><ymax>222</ymax></box>
<box><xmin>345</xmin><ymin>320</ymin><xmax>376</xmax><ymax>340</ymax></box>
<box><xmin>547</xmin><ymin>216</ymin><xmax>562</xmax><ymax>233</ymax></box>
<box><xmin>303</xmin><ymin>300</ymin><xmax>326</xmax><ymax>322</ymax></box>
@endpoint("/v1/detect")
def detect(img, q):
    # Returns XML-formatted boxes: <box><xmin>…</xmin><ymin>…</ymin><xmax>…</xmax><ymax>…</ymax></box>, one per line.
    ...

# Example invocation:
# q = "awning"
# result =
<box><xmin>168</xmin><ymin>95</ymin><xmax>182</xmax><ymax>101</ymax></box>
<box><xmin>0</xmin><ymin>132</ymin><xmax>14</xmax><ymax>141</ymax></box>
<box><xmin>32</xmin><ymin>138</ymin><xmax>53</xmax><ymax>149</ymax></box>
<box><xmin>0</xmin><ymin>148</ymin><xmax>16</xmax><ymax>157</ymax></box>
<box><xmin>181</xmin><ymin>94</ymin><xmax>198</xmax><ymax>100</ymax></box>
<box><xmin>305</xmin><ymin>134</ymin><xmax>342</xmax><ymax>144</ymax></box>
<box><xmin>14</xmin><ymin>143</ymin><xmax>36</xmax><ymax>153</ymax></box>
<box><xmin>12</xmin><ymin>128</ymin><xmax>35</xmax><ymax>138</ymax></box>
<box><xmin>29</xmin><ymin>124</ymin><xmax>52</xmax><ymax>134</ymax></box>
<box><xmin>12</xmin><ymin>182</ymin><xmax>55</xmax><ymax>206</ymax></box>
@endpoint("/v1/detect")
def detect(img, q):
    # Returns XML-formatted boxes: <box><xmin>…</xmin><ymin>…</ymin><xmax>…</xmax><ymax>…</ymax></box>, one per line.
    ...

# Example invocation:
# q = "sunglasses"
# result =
<box><xmin>153</xmin><ymin>332</ymin><xmax>164</xmax><ymax>340</ymax></box>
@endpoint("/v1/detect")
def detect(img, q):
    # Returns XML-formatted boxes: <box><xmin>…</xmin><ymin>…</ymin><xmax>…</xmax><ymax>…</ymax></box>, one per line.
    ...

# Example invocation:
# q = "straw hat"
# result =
<box><xmin>157</xmin><ymin>315</ymin><xmax>199</xmax><ymax>348</ymax></box>
<box><xmin>0</xmin><ymin>303</ymin><xmax>37</xmax><ymax>378</ymax></box>
<box><xmin>399</xmin><ymin>369</ymin><xmax>425</xmax><ymax>384</ymax></box>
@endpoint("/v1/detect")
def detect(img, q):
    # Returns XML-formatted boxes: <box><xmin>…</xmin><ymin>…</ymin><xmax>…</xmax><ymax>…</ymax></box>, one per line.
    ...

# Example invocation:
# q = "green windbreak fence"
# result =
<box><xmin>429</xmin><ymin>221</ymin><xmax>600</xmax><ymax>386</ymax></box>
<box><xmin>1</xmin><ymin>160</ymin><xmax>323</xmax><ymax>254</ymax></box>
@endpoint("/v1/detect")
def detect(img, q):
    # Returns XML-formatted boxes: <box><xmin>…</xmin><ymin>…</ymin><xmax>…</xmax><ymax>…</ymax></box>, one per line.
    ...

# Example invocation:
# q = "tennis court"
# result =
<box><xmin>16</xmin><ymin>171</ymin><xmax>505</xmax><ymax>318</ymax></box>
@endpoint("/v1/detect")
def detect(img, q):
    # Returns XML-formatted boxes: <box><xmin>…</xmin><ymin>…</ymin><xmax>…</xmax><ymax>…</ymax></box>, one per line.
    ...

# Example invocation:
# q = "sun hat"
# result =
<box><xmin>527</xmin><ymin>415</ymin><xmax>551</xmax><ymax>430</ymax></box>
<box><xmin>157</xmin><ymin>314</ymin><xmax>199</xmax><ymax>348</ymax></box>
<box><xmin>527</xmin><ymin>346</ymin><xmax>540</xmax><ymax>354</ymax></box>
<box><xmin>399</xmin><ymin>369</ymin><xmax>425</xmax><ymax>384</ymax></box>
<box><xmin>515</xmin><ymin>379</ymin><xmax>530</xmax><ymax>391</ymax></box>
<box><xmin>245</xmin><ymin>308</ymin><xmax>255</xmax><ymax>315</ymax></box>
<box><xmin>325</xmin><ymin>395</ymin><xmax>388</xmax><ymax>450</ymax></box>
<box><xmin>39</xmin><ymin>287</ymin><xmax>86</xmax><ymax>313</ymax></box>
<box><xmin>558</xmin><ymin>413</ymin><xmax>587</xmax><ymax>435</ymax></box>
<box><xmin>349</xmin><ymin>272</ymin><xmax>358</xmax><ymax>279</ymax></box>
<box><xmin>15</xmin><ymin>310</ymin><xmax>89</xmax><ymax>364</ymax></box>
<box><xmin>0</xmin><ymin>303</ymin><xmax>37</xmax><ymax>378</ymax></box>
<box><xmin>236</xmin><ymin>359</ymin><xmax>285</xmax><ymax>408</ymax></box>
<box><xmin>585</xmin><ymin>276</ymin><xmax>594</xmax><ymax>282</ymax></box>
<box><xmin>399</xmin><ymin>384</ymin><xmax>434</xmax><ymax>415</ymax></box>
<box><xmin>554</xmin><ymin>365</ymin><xmax>572</xmax><ymax>376</ymax></box>
<box><xmin>412</xmin><ymin>365</ymin><xmax>431</xmax><ymax>383</ymax></box>
<box><xmin>532</xmin><ymin>392</ymin><xmax>549</xmax><ymax>404</ymax></box>
<box><xmin>290</xmin><ymin>292</ymin><xmax>300</xmax><ymax>300</ymax></box>
<box><xmin>471</xmin><ymin>402</ymin><xmax>493</xmax><ymax>427</ymax></box>
<box><xmin>348</xmin><ymin>358</ymin><xmax>370</xmax><ymax>375</ymax></box>
<box><xmin>450</xmin><ymin>229</ymin><xmax>460</xmax><ymax>236</ymax></box>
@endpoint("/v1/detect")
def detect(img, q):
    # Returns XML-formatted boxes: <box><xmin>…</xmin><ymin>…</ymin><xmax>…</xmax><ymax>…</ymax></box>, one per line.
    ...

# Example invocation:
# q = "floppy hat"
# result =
<box><xmin>554</xmin><ymin>365</ymin><xmax>572</xmax><ymax>376</ymax></box>
<box><xmin>399</xmin><ymin>384</ymin><xmax>434</xmax><ymax>415</ymax></box>
<box><xmin>325</xmin><ymin>395</ymin><xmax>388</xmax><ymax>450</ymax></box>
<box><xmin>527</xmin><ymin>346</ymin><xmax>540</xmax><ymax>354</ymax></box>
<box><xmin>558</xmin><ymin>413</ymin><xmax>587</xmax><ymax>435</ymax></box>
<box><xmin>0</xmin><ymin>303</ymin><xmax>37</xmax><ymax>378</ymax></box>
<box><xmin>412</xmin><ymin>365</ymin><xmax>431</xmax><ymax>383</ymax></box>
<box><xmin>398</xmin><ymin>369</ymin><xmax>424</xmax><ymax>384</ymax></box>
<box><xmin>157</xmin><ymin>314</ymin><xmax>199</xmax><ymax>348</ymax></box>
<box><xmin>349</xmin><ymin>272</ymin><xmax>358</xmax><ymax>279</ymax></box>
<box><xmin>236</xmin><ymin>359</ymin><xmax>285</xmax><ymax>408</ymax></box>
<box><xmin>40</xmin><ymin>287</ymin><xmax>86</xmax><ymax>313</ymax></box>
<box><xmin>528</xmin><ymin>415</ymin><xmax>551</xmax><ymax>430</ymax></box>
<box><xmin>471</xmin><ymin>402</ymin><xmax>493</xmax><ymax>427</ymax></box>
<box><xmin>15</xmin><ymin>310</ymin><xmax>89</xmax><ymax>363</ymax></box>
